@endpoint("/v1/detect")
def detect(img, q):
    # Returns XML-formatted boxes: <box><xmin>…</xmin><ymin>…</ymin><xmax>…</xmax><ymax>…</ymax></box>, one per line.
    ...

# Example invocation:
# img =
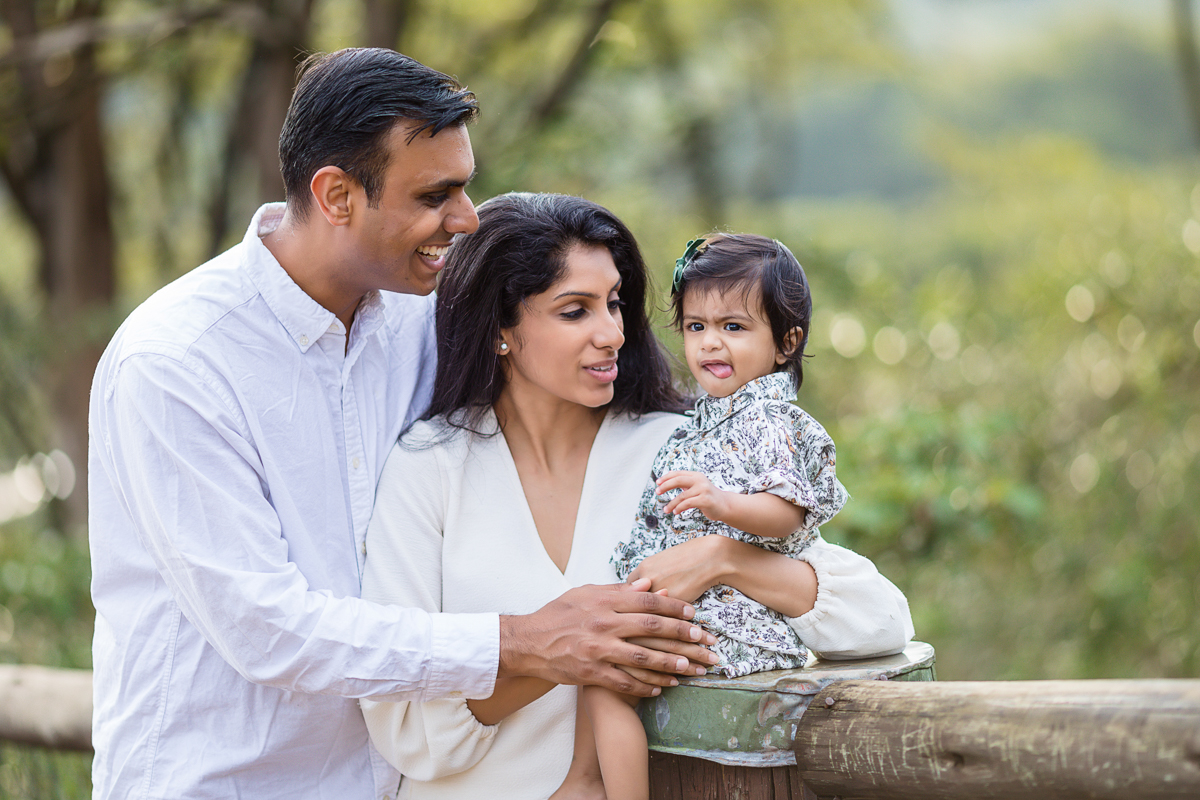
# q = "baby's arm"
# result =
<box><xmin>657</xmin><ymin>471</ymin><xmax>807</xmax><ymax>539</ymax></box>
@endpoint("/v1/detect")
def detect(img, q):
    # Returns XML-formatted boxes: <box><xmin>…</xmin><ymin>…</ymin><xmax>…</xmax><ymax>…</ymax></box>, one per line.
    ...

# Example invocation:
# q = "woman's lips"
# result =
<box><xmin>702</xmin><ymin>361</ymin><xmax>733</xmax><ymax>379</ymax></box>
<box><xmin>584</xmin><ymin>361</ymin><xmax>619</xmax><ymax>384</ymax></box>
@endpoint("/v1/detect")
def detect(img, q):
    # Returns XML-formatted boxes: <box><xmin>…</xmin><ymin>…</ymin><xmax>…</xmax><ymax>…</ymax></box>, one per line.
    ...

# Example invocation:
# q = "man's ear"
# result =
<box><xmin>309</xmin><ymin>166</ymin><xmax>355</xmax><ymax>227</ymax></box>
<box><xmin>776</xmin><ymin>326</ymin><xmax>804</xmax><ymax>365</ymax></box>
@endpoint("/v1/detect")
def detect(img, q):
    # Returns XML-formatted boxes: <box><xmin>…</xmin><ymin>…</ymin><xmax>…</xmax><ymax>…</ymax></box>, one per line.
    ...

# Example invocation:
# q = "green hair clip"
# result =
<box><xmin>671</xmin><ymin>237</ymin><xmax>707</xmax><ymax>294</ymax></box>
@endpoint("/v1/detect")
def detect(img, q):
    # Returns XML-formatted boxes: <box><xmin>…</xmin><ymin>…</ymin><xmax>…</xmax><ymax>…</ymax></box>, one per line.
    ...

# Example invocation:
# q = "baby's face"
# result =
<box><xmin>681</xmin><ymin>285</ymin><xmax>785</xmax><ymax>398</ymax></box>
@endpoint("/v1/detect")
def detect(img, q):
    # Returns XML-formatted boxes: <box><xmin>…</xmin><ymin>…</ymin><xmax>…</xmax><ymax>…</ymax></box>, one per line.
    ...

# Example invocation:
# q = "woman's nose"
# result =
<box><xmin>595</xmin><ymin>312</ymin><xmax>625</xmax><ymax>351</ymax></box>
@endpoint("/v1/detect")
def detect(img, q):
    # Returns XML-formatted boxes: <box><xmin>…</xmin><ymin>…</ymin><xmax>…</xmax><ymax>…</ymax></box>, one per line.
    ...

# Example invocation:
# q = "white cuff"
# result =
<box><xmin>425</xmin><ymin>612</ymin><xmax>500</xmax><ymax>701</ymax></box>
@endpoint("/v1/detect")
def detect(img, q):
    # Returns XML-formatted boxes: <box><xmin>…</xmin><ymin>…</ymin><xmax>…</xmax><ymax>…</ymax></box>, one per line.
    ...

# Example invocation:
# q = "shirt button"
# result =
<box><xmin>298</xmin><ymin>334</ymin><xmax>309</xmax><ymax>346</ymax></box>
<box><xmin>672</xmin><ymin>429</ymin><xmax>687</xmax><ymax>440</ymax></box>
<box><xmin>645</xmin><ymin>514</ymin><xmax>658</xmax><ymax>529</ymax></box>
<box><xmin>352</xmin><ymin>457</ymin><xmax>360</xmax><ymax>470</ymax></box>
<box><xmin>362</xmin><ymin>542</ymin><xmax>367</xmax><ymax>556</ymax></box>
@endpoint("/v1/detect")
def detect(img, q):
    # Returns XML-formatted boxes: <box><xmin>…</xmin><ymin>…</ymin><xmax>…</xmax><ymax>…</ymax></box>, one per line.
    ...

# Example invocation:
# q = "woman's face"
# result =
<box><xmin>499</xmin><ymin>244</ymin><xmax>625</xmax><ymax>410</ymax></box>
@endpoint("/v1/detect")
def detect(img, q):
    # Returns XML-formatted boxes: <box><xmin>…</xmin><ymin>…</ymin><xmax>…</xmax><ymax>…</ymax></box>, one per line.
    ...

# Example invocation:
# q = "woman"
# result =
<box><xmin>361</xmin><ymin>193</ymin><xmax>913</xmax><ymax>799</ymax></box>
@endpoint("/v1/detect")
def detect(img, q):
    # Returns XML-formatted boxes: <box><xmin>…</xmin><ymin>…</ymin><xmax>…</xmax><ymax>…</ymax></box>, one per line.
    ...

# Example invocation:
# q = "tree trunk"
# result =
<box><xmin>207</xmin><ymin>0</ymin><xmax>314</xmax><ymax>256</ymax></box>
<box><xmin>0</xmin><ymin>0</ymin><xmax>116</xmax><ymax>529</ymax></box>
<box><xmin>1172</xmin><ymin>0</ymin><xmax>1200</xmax><ymax>152</ymax></box>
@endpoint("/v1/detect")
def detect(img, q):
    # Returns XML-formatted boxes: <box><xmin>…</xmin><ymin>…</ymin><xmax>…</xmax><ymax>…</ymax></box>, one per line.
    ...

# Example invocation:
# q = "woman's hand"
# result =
<box><xmin>627</xmin><ymin>536</ymin><xmax>729</xmax><ymax>603</ymax></box>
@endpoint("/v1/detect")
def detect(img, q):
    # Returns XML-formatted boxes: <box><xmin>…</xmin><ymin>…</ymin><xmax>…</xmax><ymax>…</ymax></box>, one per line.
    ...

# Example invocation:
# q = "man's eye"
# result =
<box><xmin>425</xmin><ymin>193</ymin><xmax>449</xmax><ymax>205</ymax></box>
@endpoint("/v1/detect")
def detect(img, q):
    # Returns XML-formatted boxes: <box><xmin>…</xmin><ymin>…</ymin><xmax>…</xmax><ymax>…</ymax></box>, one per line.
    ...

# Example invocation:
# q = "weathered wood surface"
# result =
<box><xmin>0</xmin><ymin>665</ymin><xmax>92</xmax><ymax>751</ymax></box>
<box><xmin>649</xmin><ymin>750</ymin><xmax>818</xmax><ymax>800</ymax></box>
<box><xmin>644</xmin><ymin>642</ymin><xmax>936</xmax><ymax>767</ymax></box>
<box><xmin>793</xmin><ymin>679</ymin><xmax>1200</xmax><ymax>800</ymax></box>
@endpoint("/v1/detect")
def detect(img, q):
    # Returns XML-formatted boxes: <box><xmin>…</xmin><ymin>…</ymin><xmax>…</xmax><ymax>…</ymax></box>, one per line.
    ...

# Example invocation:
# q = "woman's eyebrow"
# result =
<box><xmin>553</xmin><ymin>280</ymin><xmax>622</xmax><ymax>301</ymax></box>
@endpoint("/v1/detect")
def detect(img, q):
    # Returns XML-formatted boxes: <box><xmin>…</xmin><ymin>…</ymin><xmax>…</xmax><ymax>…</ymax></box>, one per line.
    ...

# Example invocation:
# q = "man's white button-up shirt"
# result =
<box><xmin>88</xmin><ymin>204</ymin><xmax>499</xmax><ymax>799</ymax></box>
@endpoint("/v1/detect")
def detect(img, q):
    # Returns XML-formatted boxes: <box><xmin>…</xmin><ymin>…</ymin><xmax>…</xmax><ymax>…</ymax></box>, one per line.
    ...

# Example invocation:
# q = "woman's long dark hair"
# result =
<box><xmin>426</xmin><ymin>192</ymin><xmax>687</xmax><ymax>433</ymax></box>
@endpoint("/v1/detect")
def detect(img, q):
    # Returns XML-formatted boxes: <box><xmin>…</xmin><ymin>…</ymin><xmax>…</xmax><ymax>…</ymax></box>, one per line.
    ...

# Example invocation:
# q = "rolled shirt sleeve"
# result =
<box><xmin>360</xmin><ymin>433</ymin><xmax>501</xmax><ymax>777</ymax></box>
<box><xmin>785</xmin><ymin>534</ymin><xmax>915</xmax><ymax>660</ymax></box>
<box><xmin>98</xmin><ymin>353</ymin><xmax>499</xmax><ymax>700</ymax></box>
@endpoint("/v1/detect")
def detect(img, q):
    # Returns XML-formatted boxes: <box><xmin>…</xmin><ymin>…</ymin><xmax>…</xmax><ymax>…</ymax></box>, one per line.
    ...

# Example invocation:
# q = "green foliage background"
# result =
<box><xmin>1</xmin><ymin>0</ymin><xmax>1198</xmax><ymax>794</ymax></box>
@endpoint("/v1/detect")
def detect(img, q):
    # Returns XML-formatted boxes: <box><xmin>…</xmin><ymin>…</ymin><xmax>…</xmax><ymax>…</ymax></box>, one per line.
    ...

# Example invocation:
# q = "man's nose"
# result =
<box><xmin>446</xmin><ymin>191</ymin><xmax>479</xmax><ymax>235</ymax></box>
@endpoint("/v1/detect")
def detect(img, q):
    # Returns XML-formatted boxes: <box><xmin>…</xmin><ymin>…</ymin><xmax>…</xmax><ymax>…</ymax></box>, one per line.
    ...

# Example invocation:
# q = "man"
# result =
<box><xmin>88</xmin><ymin>48</ymin><xmax>711</xmax><ymax>799</ymax></box>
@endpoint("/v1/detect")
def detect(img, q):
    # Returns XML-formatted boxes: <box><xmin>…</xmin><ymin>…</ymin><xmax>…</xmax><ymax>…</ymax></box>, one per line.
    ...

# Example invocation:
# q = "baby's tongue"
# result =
<box><xmin>706</xmin><ymin>363</ymin><xmax>733</xmax><ymax>379</ymax></box>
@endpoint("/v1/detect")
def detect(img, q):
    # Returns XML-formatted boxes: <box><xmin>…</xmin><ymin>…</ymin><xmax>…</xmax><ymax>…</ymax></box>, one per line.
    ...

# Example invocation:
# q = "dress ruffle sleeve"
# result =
<box><xmin>786</xmin><ymin>534</ymin><xmax>915</xmax><ymax>659</ymax></box>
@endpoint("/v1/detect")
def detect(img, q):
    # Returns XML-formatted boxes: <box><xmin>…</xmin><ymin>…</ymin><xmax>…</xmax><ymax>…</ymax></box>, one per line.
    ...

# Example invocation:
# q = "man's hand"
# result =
<box><xmin>497</xmin><ymin>579</ymin><xmax>718</xmax><ymax>697</ymax></box>
<box><xmin>656</xmin><ymin>470</ymin><xmax>730</xmax><ymax>520</ymax></box>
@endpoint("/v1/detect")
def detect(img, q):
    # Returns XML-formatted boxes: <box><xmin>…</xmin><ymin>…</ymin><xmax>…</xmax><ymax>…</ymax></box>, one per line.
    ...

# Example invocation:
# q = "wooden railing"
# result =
<box><xmin>4</xmin><ymin>652</ymin><xmax>1199</xmax><ymax>799</ymax></box>
<box><xmin>0</xmin><ymin>664</ymin><xmax>92</xmax><ymax>752</ymax></box>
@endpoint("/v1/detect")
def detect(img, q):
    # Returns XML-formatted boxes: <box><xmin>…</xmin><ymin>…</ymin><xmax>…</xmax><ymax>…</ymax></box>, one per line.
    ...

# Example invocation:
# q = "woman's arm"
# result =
<box><xmin>466</xmin><ymin>677</ymin><xmax>555</xmax><ymax>726</ymax></box>
<box><xmin>361</xmin><ymin>437</ymin><xmax>501</xmax><ymax>779</ymax></box>
<box><xmin>627</xmin><ymin>533</ymin><xmax>913</xmax><ymax>658</ymax></box>
<box><xmin>626</xmin><ymin>535</ymin><xmax>816</xmax><ymax>615</ymax></box>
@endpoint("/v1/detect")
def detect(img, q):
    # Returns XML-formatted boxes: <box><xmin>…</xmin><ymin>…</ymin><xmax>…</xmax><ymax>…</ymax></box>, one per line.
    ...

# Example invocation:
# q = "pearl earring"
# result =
<box><xmin>499</xmin><ymin>342</ymin><xmax>509</xmax><ymax>352</ymax></box>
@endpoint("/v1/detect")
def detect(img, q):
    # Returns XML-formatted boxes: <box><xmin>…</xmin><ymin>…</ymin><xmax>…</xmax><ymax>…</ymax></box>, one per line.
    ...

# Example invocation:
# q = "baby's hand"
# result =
<box><xmin>656</xmin><ymin>471</ymin><xmax>731</xmax><ymax>521</ymax></box>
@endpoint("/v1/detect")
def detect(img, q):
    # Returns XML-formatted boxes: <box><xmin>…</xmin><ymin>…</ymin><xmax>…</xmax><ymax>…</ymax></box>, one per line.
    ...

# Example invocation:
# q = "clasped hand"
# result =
<box><xmin>499</xmin><ymin>579</ymin><xmax>718</xmax><ymax>697</ymax></box>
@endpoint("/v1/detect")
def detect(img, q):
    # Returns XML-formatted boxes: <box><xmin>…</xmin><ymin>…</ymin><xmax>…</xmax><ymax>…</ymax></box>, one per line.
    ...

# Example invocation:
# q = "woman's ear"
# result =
<box><xmin>776</xmin><ymin>326</ymin><xmax>804</xmax><ymax>365</ymax></box>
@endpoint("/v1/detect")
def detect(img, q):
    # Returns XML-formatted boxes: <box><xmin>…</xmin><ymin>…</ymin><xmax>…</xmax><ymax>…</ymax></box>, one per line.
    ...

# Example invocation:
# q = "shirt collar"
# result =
<box><xmin>691</xmin><ymin>371</ymin><xmax>797</xmax><ymax>431</ymax></box>
<box><xmin>241</xmin><ymin>203</ymin><xmax>386</xmax><ymax>353</ymax></box>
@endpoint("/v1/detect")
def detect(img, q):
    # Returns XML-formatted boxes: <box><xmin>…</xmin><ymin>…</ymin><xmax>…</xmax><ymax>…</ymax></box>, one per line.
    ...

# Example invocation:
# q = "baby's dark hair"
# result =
<box><xmin>670</xmin><ymin>233</ymin><xmax>812</xmax><ymax>387</ymax></box>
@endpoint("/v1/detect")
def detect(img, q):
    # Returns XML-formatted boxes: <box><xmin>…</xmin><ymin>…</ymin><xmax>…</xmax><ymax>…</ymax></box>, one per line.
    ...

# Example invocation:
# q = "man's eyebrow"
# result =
<box><xmin>419</xmin><ymin>168</ymin><xmax>477</xmax><ymax>192</ymax></box>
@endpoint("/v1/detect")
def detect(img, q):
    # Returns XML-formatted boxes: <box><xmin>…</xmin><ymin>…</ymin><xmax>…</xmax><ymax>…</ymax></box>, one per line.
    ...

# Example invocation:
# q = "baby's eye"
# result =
<box><xmin>724</xmin><ymin>323</ymin><xmax>743</xmax><ymax>332</ymax></box>
<box><xmin>686</xmin><ymin>322</ymin><xmax>704</xmax><ymax>332</ymax></box>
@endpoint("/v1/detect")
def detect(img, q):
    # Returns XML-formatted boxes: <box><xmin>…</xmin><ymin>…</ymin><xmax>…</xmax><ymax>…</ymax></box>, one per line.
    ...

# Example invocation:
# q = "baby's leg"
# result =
<box><xmin>581</xmin><ymin>685</ymin><xmax>648</xmax><ymax>800</ymax></box>
<box><xmin>549</xmin><ymin>691</ymin><xmax>606</xmax><ymax>800</ymax></box>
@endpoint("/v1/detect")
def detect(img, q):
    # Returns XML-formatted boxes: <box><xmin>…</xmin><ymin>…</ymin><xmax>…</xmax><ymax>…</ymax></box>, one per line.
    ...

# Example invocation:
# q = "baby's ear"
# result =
<box><xmin>777</xmin><ymin>326</ymin><xmax>804</xmax><ymax>364</ymax></box>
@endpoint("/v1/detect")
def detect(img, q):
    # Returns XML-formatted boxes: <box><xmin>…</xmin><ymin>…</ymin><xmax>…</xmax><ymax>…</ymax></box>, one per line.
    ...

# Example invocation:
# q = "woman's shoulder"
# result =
<box><xmin>384</xmin><ymin>416</ymin><xmax>474</xmax><ymax>474</ymax></box>
<box><xmin>606</xmin><ymin>409</ymin><xmax>687</xmax><ymax>439</ymax></box>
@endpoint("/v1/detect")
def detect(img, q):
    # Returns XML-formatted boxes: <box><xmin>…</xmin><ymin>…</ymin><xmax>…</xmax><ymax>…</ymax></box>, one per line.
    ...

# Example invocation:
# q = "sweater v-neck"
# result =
<box><xmin>491</xmin><ymin>409</ymin><xmax>613</xmax><ymax>580</ymax></box>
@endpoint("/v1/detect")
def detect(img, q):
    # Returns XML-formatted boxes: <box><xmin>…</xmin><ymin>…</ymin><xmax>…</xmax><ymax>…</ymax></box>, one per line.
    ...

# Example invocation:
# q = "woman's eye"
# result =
<box><xmin>607</xmin><ymin>298</ymin><xmax>625</xmax><ymax>311</ymax></box>
<box><xmin>561</xmin><ymin>308</ymin><xmax>586</xmax><ymax>320</ymax></box>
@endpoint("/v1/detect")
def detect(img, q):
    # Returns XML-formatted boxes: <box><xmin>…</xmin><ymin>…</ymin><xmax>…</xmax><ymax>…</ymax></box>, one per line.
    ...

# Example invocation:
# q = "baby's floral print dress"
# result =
<box><xmin>612</xmin><ymin>372</ymin><xmax>848</xmax><ymax>677</ymax></box>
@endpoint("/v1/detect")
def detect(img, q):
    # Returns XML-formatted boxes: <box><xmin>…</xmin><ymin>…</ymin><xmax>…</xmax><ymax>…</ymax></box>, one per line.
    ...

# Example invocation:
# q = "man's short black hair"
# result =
<box><xmin>278</xmin><ymin>48</ymin><xmax>479</xmax><ymax>221</ymax></box>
